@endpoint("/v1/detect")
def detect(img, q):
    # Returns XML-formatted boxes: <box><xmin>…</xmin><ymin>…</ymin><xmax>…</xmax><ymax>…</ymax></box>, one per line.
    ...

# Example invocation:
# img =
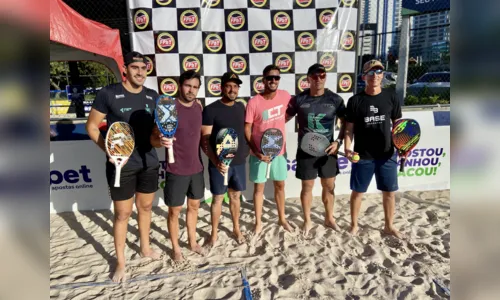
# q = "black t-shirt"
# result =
<box><xmin>286</xmin><ymin>89</ymin><xmax>346</xmax><ymax>145</ymax></box>
<box><xmin>345</xmin><ymin>89</ymin><xmax>402</xmax><ymax>160</ymax></box>
<box><xmin>202</xmin><ymin>100</ymin><xmax>249</xmax><ymax>165</ymax></box>
<box><xmin>92</xmin><ymin>83</ymin><xmax>159</xmax><ymax>169</ymax></box>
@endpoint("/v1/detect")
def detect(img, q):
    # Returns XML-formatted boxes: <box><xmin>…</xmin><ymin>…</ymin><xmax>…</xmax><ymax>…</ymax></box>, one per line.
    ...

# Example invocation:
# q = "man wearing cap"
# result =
<box><xmin>286</xmin><ymin>63</ymin><xmax>346</xmax><ymax>236</ymax></box>
<box><xmin>86</xmin><ymin>51</ymin><xmax>161</xmax><ymax>282</ymax></box>
<box><xmin>201</xmin><ymin>72</ymin><xmax>249</xmax><ymax>247</ymax></box>
<box><xmin>344</xmin><ymin>59</ymin><xmax>402</xmax><ymax>238</ymax></box>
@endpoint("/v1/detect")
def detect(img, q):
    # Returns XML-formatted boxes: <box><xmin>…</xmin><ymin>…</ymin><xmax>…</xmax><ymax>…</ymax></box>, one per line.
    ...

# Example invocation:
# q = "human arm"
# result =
<box><xmin>391</xmin><ymin>92</ymin><xmax>403</xmax><ymax>123</ymax></box>
<box><xmin>201</xmin><ymin>125</ymin><xmax>228</xmax><ymax>174</ymax></box>
<box><xmin>244</xmin><ymin>122</ymin><xmax>270</xmax><ymax>163</ymax></box>
<box><xmin>285</xmin><ymin>96</ymin><xmax>297</xmax><ymax>123</ymax></box>
<box><xmin>343</xmin><ymin>97</ymin><xmax>359</xmax><ymax>161</ymax></box>
<box><xmin>85</xmin><ymin>109</ymin><xmax>107</xmax><ymax>153</ymax></box>
<box><xmin>150</xmin><ymin>126</ymin><xmax>175</xmax><ymax>148</ymax></box>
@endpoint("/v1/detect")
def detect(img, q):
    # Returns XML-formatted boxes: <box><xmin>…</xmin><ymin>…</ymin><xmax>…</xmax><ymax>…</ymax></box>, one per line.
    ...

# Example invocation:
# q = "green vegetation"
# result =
<box><xmin>404</xmin><ymin>95</ymin><xmax>449</xmax><ymax>106</ymax></box>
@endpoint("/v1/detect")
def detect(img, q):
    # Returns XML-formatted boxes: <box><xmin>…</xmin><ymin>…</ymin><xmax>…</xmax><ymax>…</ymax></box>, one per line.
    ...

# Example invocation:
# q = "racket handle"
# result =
<box><xmin>399</xmin><ymin>157</ymin><xmax>405</xmax><ymax>172</ymax></box>
<box><xmin>224</xmin><ymin>170</ymin><xmax>228</xmax><ymax>186</ymax></box>
<box><xmin>114</xmin><ymin>166</ymin><xmax>122</xmax><ymax>187</ymax></box>
<box><xmin>266</xmin><ymin>162</ymin><xmax>271</xmax><ymax>179</ymax></box>
<box><xmin>168</xmin><ymin>144</ymin><xmax>175</xmax><ymax>163</ymax></box>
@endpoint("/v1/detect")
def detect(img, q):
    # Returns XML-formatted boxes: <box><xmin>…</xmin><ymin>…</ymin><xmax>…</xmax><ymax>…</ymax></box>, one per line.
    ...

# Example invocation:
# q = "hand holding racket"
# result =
<box><xmin>392</xmin><ymin>118</ymin><xmax>421</xmax><ymax>172</ymax></box>
<box><xmin>154</xmin><ymin>95</ymin><xmax>178</xmax><ymax>163</ymax></box>
<box><xmin>300</xmin><ymin>132</ymin><xmax>360</xmax><ymax>162</ymax></box>
<box><xmin>215</xmin><ymin>128</ymin><xmax>239</xmax><ymax>186</ymax></box>
<box><xmin>260</xmin><ymin>128</ymin><xmax>284</xmax><ymax>179</ymax></box>
<box><xmin>105</xmin><ymin>122</ymin><xmax>135</xmax><ymax>187</ymax></box>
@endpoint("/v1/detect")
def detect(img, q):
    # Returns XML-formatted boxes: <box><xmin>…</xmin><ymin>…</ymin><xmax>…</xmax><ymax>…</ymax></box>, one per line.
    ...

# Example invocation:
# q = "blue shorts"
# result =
<box><xmin>350</xmin><ymin>154</ymin><xmax>399</xmax><ymax>193</ymax></box>
<box><xmin>208</xmin><ymin>162</ymin><xmax>247</xmax><ymax>195</ymax></box>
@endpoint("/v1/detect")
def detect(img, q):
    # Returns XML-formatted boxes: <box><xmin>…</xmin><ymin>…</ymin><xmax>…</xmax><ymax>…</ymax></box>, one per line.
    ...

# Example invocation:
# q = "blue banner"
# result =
<box><xmin>402</xmin><ymin>0</ymin><xmax>450</xmax><ymax>16</ymax></box>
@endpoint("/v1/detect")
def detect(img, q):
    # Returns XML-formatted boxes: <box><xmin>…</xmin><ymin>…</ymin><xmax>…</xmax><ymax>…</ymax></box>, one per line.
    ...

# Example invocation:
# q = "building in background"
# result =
<box><xmin>410</xmin><ymin>11</ymin><xmax>450</xmax><ymax>63</ymax></box>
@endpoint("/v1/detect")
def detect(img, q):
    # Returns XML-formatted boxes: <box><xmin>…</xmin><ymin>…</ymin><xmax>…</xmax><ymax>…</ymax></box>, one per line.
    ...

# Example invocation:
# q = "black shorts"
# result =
<box><xmin>106</xmin><ymin>163</ymin><xmax>159</xmax><ymax>201</ymax></box>
<box><xmin>295</xmin><ymin>149</ymin><xmax>340</xmax><ymax>180</ymax></box>
<box><xmin>163</xmin><ymin>171</ymin><xmax>205</xmax><ymax>207</ymax></box>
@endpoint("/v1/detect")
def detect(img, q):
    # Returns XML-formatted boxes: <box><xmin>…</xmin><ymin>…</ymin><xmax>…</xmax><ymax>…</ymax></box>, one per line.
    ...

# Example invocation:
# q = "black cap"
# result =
<box><xmin>221</xmin><ymin>71</ymin><xmax>243</xmax><ymax>86</ymax></box>
<box><xmin>124</xmin><ymin>51</ymin><xmax>147</xmax><ymax>66</ymax></box>
<box><xmin>307</xmin><ymin>63</ymin><xmax>326</xmax><ymax>75</ymax></box>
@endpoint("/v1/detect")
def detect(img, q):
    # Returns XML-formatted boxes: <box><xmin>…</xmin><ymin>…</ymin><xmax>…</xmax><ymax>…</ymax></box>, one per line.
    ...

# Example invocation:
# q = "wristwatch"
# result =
<box><xmin>335</xmin><ymin>139</ymin><xmax>343</xmax><ymax>147</ymax></box>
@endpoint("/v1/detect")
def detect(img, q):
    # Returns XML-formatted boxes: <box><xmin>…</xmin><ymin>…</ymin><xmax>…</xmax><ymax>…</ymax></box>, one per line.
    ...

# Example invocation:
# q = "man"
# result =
<box><xmin>85</xmin><ymin>51</ymin><xmax>161</xmax><ymax>283</ymax></box>
<box><xmin>286</xmin><ymin>63</ymin><xmax>346</xmax><ymax>236</ymax></box>
<box><xmin>151</xmin><ymin>70</ymin><xmax>205</xmax><ymax>261</ymax></box>
<box><xmin>245</xmin><ymin>64</ymin><xmax>293</xmax><ymax>235</ymax></box>
<box><xmin>344</xmin><ymin>59</ymin><xmax>403</xmax><ymax>238</ymax></box>
<box><xmin>201</xmin><ymin>72</ymin><xmax>249</xmax><ymax>247</ymax></box>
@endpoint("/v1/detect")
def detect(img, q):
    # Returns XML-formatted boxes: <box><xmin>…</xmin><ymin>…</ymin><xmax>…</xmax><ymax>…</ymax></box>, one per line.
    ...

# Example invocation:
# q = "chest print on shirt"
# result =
<box><xmin>145</xmin><ymin>104</ymin><xmax>152</xmax><ymax>113</ymax></box>
<box><xmin>120</xmin><ymin>107</ymin><xmax>132</xmax><ymax>113</ymax></box>
<box><xmin>307</xmin><ymin>113</ymin><xmax>327</xmax><ymax>133</ymax></box>
<box><xmin>364</xmin><ymin>105</ymin><xmax>385</xmax><ymax>124</ymax></box>
<box><xmin>262</xmin><ymin>104</ymin><xmax>284</xmax><ymax>121</ymax></box>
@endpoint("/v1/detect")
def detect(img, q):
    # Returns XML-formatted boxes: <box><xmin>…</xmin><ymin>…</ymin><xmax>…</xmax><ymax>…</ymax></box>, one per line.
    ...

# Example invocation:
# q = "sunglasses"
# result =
<box><xmin>310</xmin><ymin>72</ymin><xmax>326</xmax><ymax>80</ymax></box>
<box><xmin>364</xmin><ymin>69</ymin><xmax>384</xmax><ymax>76</ymax></box>
<box><xmin>265</xmin><ymin>75</ymin><xmax>281</xmax><ymax>81</ymax></box>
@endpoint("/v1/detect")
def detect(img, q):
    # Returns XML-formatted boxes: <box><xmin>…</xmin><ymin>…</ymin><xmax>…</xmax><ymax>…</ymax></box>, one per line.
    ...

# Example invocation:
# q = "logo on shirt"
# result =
<box><xmin>146</xmin><ymin>95</ymin><xmax>153</xmax><ymax>100</ymax></box>
<box><xmin>308</xmin><ymin>113</ymin><xmax>327</xmax><ymax>133</ymax></box>
<box><xmin>273</xmin><ymin>11</ymin><xmax>291</xmax><ymax>30</ymax></box>
<box><xmin>227</xmin><ymin>11</ymin><xmax>245</xmax><ymax>30</ymax></box>
<box><xmin>115</xmin><ymin>94</ymin><xmax>125</xmax><ymax>99</ymax></box>
<box><xmin>120</xmin><ymin>108</ymin><xmax>132</xmax><ymax>113</ymax></box>
<box><xmin>364</xmin><ymin>105</ymin><xmax>385</xmax><ymax>124</ymax></box>
<box><xmin>263</xmin><ymin>105</ymin><xmax>284</xmax><ymax>121</ymax></box>
<box><xmin>145</xmin><ymin>104</ymin><xmax>152</xmax><ymax>113</ymax></box>
<box><xmin>370</xmin><ymin>105</ymin><xmax>378</xmax><ymax>114</ymax></box>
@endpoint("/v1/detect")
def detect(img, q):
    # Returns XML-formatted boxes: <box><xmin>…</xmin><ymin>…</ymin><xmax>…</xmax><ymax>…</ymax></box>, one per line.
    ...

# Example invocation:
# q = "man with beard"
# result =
<box><xmin>86</xmin><ymin>51</ymin><xmax>161</xmax><ymax>282</ymax></box>
<box><xmin>151</xmin><ymin>70</ymin><xmax>205</xmax><ymax>261</ymax></box>
<box><xmin>286</xmin><ymin>63</ymin><xmax>346</xmax><ymax>237</ymax></box>
<box><xmin>201</xmin><ymin>72</ymin><xmax>249</xmax><ymax>247</ymax></box>
<box><xmin>245</xmin><ymin>64</ymin><xmax>293</xmax><ymax>236</ymax></box>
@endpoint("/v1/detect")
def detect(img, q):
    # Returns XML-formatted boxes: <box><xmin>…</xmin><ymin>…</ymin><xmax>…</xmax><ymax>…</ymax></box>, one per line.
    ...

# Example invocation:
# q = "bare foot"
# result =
<box><xmin>111</xmin><ymin>264</ymin><xmax>126</xmax><ymax>283</ymax></box>
<box><xmin>384</xmin><ymin>226</ymin><xmax>403</xmax><ymax>239</ymax></box>
<box><xmin>233</xmin><ymin>229</ymin><xmax>245</xmax><ymax>244</ymax></box>
<box><xmin>324</xmin><ymin>219</ymin><xmax>340</xmax><ymax>231</ymax></box>
<box><xmin>189</xmin><ymin>243</ymin><xmax>207</xmax><ymax>256</ymax></box>
<box><xmin>279</xmin><ymin>220</ymin><xmax>293</xmax><ymax>232</ymax></box>
<box><xmin>203</xmin><ymin>235</ymin><xmax>217</xmax><ymax>249</ymax></box>
<box><xmin>302</xmin><ymin>221</ymin><xmax>312</xmax><ymax>237</ymax></box>
<box><xmin>172</xmin><ymin>248</ymin><xmax>184</xmax><ymax>262</ymax></box>
<box><xmin>140</xmin><ymin>248</ymin><xmax>162</xmax><ymax>260</ymax></box>
<box><xmin>349</xmin><ymin>225</ymin><xmax>359</xmax><ymax>236</ymax></box>
<box><xmin>253</xmin><ymin>223</ymin><xmax>263</xmax><ymax>236</ymax></box>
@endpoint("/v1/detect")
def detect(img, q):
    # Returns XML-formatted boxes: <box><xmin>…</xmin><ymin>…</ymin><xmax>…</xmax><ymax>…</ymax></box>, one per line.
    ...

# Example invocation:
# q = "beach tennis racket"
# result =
<box><xmin>260</xmin><ymin>128</ymin><xmax>284</xmax><ymax>179</ymax></box>
<box><xmin>392</xmin><ymin>118</ymin><xmax>421</xmax><ymax>172</ymax></box>
<box><xmin>154</xmin><ymin>95</ymin><xmax>178</xmax><ymax>163</ymax></box>
<box><xmin>300</xmin><ymin>132</ymin><xmax>357</xmax><ymax>161</ymax></box>
<box><xmin>215</xmin><ymin>128</ymin><xmax>239</xmax><ymax>186</ymax></box>
<box><xmin>105</xmin><ymin>122</ymin><xmax>135</xmax><ymax>187</ymax></box>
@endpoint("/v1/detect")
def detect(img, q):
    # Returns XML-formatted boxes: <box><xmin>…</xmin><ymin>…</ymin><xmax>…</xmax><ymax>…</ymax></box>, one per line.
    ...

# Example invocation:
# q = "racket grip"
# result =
<box><xmin>168</xmin><ymin>144</ymin><xmax>175</xmax><ymax>163</ymax></box>
<box><xmin>114</xmin><ymin>166</ymin><xmax>122</xmax><ymax>187</ymax></box>
<box><xmin>266</xmin><ymin>163</ymin><xmax>271</xmax><ymax>179</ymax></box>
<box><xmin>399</xmin><ymin>158</ymin><xmax>405</xmax><ymax>172</ymax></box>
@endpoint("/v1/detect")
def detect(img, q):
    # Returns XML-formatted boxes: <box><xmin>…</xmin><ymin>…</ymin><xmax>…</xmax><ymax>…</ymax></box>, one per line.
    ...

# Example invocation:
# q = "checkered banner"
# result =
<box><xmin>127</xmin><ymin>0</ymin><xmax>359</xmax><ymax>107</ymax></box>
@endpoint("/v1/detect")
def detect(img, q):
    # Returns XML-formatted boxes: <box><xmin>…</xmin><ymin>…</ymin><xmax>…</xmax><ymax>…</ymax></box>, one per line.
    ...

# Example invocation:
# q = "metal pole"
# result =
<box><xmin>396</xmin><ymin>15</ymin><xmax>410</xmax><ymax>106</ymax></box>
<box><xmin>126</xmin><ymin>0</ymin><xmax>135</xmax><ymax>53</ymax></box>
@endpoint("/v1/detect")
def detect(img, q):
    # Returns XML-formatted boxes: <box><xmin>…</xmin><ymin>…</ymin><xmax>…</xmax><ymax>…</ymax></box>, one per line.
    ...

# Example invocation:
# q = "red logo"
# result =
<box><xmin>183</xmin><ymin>15</ymin><xmax>197</xmax><ymax>25</ymax></box>
<box><xmin>183</xmin><ymin>57</ymin><xmax>200</xmax><ymax>71</ymax></box>
<box><xmin>273</xmin><ymin>12</ymin><xmax>291</xmax><ymax>29</ymax></box>
<box><xmin>300</xmin><ymin>80</ymin><xmax>310</xmax><ymax>89</ymax></box>
<box><xmin>253</xmin><ymin>77</ymin><xmax>265</xmax><ymax>93</ymax></box>
<box><xmin>229</xmin><ymin>56</ymin><xmax>247</xmax><ymax>74</ymax></box>
<box><xmin>341</xmin><ymin>78</ymin><xmax>351</xmax><ymax>89</ymax></box>
<box><xmin>135</xmin><ymin>13</ymin><xmax>147</xmax><ymax>26</ymax></box>
<box><xmin>208</xmin><ymin>78</ymin><xmax>222</xmax><ymax>96</ymax></box>
<box><xmin>275</xmin><ymin>54</ymin><xmax>293</xmax><ymax>72</ymax></box>
<box><xmin>230</xmin><ymin>15</ymin><xmax>243</xmax><ymax>26</ymax></box>
<box><xmin>252</xmin><ymin>32</ymin><xmax>270</xmax><ymax>51</ymax></box>
<box><xmin>300</xmin><ymin>36</ymin><xmax>313</xmax><ymax>47</ymax></box>
<box><xmin>163</xmin><ymin>83</ymin><xmax>175</xmax><ymax>93</ymax></box>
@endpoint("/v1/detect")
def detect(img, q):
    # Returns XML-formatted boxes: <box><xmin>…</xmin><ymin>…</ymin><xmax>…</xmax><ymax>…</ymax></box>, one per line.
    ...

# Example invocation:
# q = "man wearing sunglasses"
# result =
<box><xmin>286</xmin><ymin>63</ymin><xmax>346</xmax><ymax>236</ymax></box>
<box><xmin>344</xmin><ymin>60</ymin><xmax>402</xmax><ymax>239</ymax></box>
<box><xmin>245</xmin><ymin>64</ymin><xmax>293</xmax><ymax>236</ymax></box>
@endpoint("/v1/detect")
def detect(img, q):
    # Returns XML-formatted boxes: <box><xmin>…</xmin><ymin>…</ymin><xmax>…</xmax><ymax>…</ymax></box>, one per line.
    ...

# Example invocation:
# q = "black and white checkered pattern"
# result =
<box><xmin>128</xmin><ymin>0</ymin><xmax>359</xmax><ymax>108</ymax></box>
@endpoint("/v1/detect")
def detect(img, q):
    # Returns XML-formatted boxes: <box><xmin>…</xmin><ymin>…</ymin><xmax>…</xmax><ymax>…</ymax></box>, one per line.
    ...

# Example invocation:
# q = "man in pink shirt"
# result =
<box><xmin>244</xmin><ymin>64</ymin><xmax>293</xmax><ymax>235</ymax></box>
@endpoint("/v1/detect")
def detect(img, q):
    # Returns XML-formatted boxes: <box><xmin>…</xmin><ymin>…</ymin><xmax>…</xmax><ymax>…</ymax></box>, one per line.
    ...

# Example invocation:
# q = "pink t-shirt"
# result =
<box><xmin>245</xmin><ymin>89</ymin><xmax>291</xmax><ymax>156</ymax></box>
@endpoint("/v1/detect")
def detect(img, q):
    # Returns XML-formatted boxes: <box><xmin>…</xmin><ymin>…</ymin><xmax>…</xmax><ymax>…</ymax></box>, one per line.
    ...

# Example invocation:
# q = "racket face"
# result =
<box><xmin>216</xmin><ymin>128</ymin><xmax>239</xmax><ymax>163</ymax></box>
<box><xmin>261</xmin><ymin>128</ymin><xmax>284</xmax><ymax>158</ymax></box>
<box><xmin>155</xmin><ymin>95</ymin><xmax>178</xmax><ymax>137</ymax></box>
<box><xmin>105</xmin><ymin>122</ymin><xmax>135</xmax><ymax>158</ymax></box>
<box><xmin>300</xmin><ymin>132</ymin><xmax>330</xmax><ymax>157</ymax></box>
<box><xmin>392</xmin><ymin>119</ymin><xmax>421</xmax><ymax>154</ymax></box>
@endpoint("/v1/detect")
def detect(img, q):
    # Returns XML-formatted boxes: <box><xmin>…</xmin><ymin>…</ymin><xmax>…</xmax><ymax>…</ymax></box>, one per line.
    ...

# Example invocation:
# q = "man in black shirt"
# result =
<box><xmin>344</xmin><ymin>59</ymin><xmax>402</xmax><ymax>238</ymax></box>
<box><xmin>201</xmin><ymin>72</ymin><xmax>249</xmax><ymax>247</ymax></box>
<box><xmin>86</xmin><ymin>52</ymin><xmax>161</xmax><ymax>282</ymax></box>
<box><xmin>286</xmin><ymin>63</ymin><xmax>346</xmax><ymax>236</ymax></box>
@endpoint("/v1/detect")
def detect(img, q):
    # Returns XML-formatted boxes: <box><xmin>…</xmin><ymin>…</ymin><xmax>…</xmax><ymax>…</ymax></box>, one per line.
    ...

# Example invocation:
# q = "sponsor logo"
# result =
<box><xmin>227</xmin><ymin>11</ymin><xmax>245</xmax><ymax>30</ymax></box>
<box><xmin>252</xmin><ymin>76</ymin><xmax>265</xmax><ymax>94</ymax></box>
<box><xmin>263</xmin><ymin>105</ymin><xmax>284</xmax><ymax>121</ymax></box>
<box><xmin>156</xmin><ymin>0</ymin><xmax>173</xmax><ymax>5</ymax></box>
<box><xmin>319</xmin><ymin>10</ymin><xmax>335</xmax><ymax>27</ymax></box>
<box><xmin>205</xmin><ymin>33</ymin><xmax>223</xmax><ymax>52</ymax></box>
<box><xmin>370</xmin><ymin>105</ymin><xmax>378</xmax><ymax>114</ymax></box>
<box><xmin>275</xmin><ymin>54</ymin><xmax>293</xmax><ymax>73</ymax></box>
<box><xmin>340</xmin><ymin>31</ymin><xmax>355</xmax><ymax>51</ymax></box>
<box><xmin>273</xmin><ymin>11</ymin><xmax>291</xmax><ymax>30</ymax></box>
<box><xmin>250</xmin><ymin>0</ymin><xmax>267</xmax><ymax>8</ymax></box>
<box><xmin>50</xmin><ymin>165</ymin><xmax>93</xmax><ymax>191</ymax></box>
<box><xmin>296</xmin><ymin>0</ymin><xmax>313</xmax><ymax>8</ymax></box>
<box><xmin>145</xmin><ymin>56</ymin><xmax>154</xmax><ymax>76</ymax></box>
<box><xmin>338</xmin><ymin>74</ymin><xmax>352</xmax><ymax>92</ymax></box>
<box><xmin>251</xmin><ymin>32</ymin><xmax>270</xmax><ymax>51</ymax></box>
<box><xmin>120</xmin><ymin>108</ymin><xmax>132</xmax><ymax>113</ymax></box>
<box><xmin>207</xmin><ymin>78</ymin><xmax>222</xmax><ymax>96</ymax></box>
<box><xmin>160</xmin><ymin>78</ymin><xmax>178</xmax><ymax>96</ymax></box>
<box><xmin>364</xmin><ymin>115</ymin><xmax>386</xmax><ymax>123</ymax></box>
<box><xmin>134</xmin><ymin>10</ymin><xmax>150</xmax><ymax>30</ymax></box>
<box><xmin>319</xmin><ymin>53</ymin><xmax>336</xmax><ymax>72</ymax></box>
<box><xmin>115</xmin><ymin>94</ymin><xmax>125</xmax><ymax>99</ymax></box>
<box><xmin>182</xmin><ymin>56</ymin><xmax>201</xmax><ymax>72</ymax></box>
<box><xmin>146</xmin><ymin>95</ymin><xmax>153</xmax><ymax>100</ymax></box>
<box><xmin>180</xmin><ymin>10</ymin><xmax>199</xmax><ymax>29</ymax></box>
<box><xmin>297</xmin><ymin>32</ymin><xmax>315</xmax><ymax>50</ymax></box>
<box><xmin>229</xmin><ymin>56</ymin><xmax>247</xmax><ymax>74</ymax></box>
<box><xmin>297</xmin><ymin>75</ymin><xmax>310</xmax><ymax>92</ymax></box>
<box><xmin>156</xmin><ymin>32</ymin><xmax>176</xmax><ymax>52</ymax></box>
<box><xmin>340</xmin><ymin>0</ymin><xmax>356</xmax><ymax>7</ymax></box>
<box><xmin>202</xmin><ymin>0</ymin><xmax>220</xmax><ymax>7</ymax></box>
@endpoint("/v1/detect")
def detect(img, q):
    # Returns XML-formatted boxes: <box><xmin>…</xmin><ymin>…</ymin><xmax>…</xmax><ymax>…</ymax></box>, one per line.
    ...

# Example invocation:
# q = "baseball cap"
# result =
<box><xmin>363</xmin><ymin>59</ymin><xmax>384</xmax><ymax>73</ymax></box>
<box><xmin>221</xmin><ymin>71</ymin><xmax>243</xmax><ymax>85</ymax></box>
<box><xmin>124</xmin><ymin>51</ymin><xmax>147</xmax><ymax>66</ymax></box>
<box><xmin>307</xmin><ymin>63</ymin><xmax>326</xmax><ymax>75</ymax></box>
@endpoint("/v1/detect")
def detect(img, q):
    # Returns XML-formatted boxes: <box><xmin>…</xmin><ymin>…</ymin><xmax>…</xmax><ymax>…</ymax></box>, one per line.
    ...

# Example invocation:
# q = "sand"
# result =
<box><xmin>50</xmin><ymin>190</ymin><xmax>450</xmax><ymax>299</ymax></box>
